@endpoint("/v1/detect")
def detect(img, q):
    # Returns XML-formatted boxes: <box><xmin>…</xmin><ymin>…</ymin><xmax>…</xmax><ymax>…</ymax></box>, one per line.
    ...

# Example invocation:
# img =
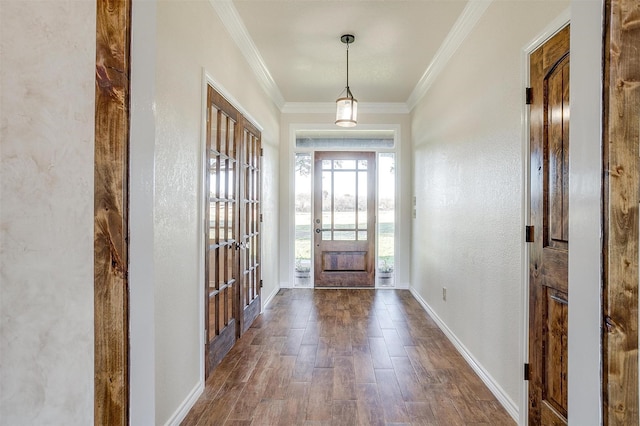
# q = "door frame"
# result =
<box><xmin>288</xmin><ymin>123</ymin><xmax>403</xmax><ymax>289</ymax></box>
<box><xmin>520</xmin><ymin>9</ymin><xmax>570</xmax><ymax>426</ymax></box>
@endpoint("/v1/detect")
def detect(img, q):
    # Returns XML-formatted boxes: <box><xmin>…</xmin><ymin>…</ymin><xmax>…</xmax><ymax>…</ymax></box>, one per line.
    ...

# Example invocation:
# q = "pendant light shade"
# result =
<box><xmin>336</xmin><ymin>94</ymin><xmax>358</xmax><ymax>127</ymax></box>
<box><xmin>336</xmin><ymin>34</ymin><xmax>358</xmax><ymax>127</ymax></box>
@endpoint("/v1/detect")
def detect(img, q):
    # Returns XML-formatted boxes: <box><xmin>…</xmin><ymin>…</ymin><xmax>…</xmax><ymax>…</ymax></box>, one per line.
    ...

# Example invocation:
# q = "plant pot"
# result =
<box><xmin>378</xmin><ymin>271</ymin><xmax>394</xmax><ymax>286</ymax></box>
<box><xmin>294</xmin><ymin>270</ymin><xmax>311</xmax><ymax>286</ymax></box>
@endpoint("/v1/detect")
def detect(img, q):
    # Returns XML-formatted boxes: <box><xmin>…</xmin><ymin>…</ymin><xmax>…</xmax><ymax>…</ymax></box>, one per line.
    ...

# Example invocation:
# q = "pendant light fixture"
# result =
<box><xmin>335</xmin><ymin>34</ymin><xmax>358</xmax><ymax>127</ymax></box>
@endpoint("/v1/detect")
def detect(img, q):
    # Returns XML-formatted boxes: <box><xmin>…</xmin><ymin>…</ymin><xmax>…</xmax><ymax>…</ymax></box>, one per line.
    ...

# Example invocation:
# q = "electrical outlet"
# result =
<box><xmin>442</xmin><ymin>287</ymin><xmax>447</xmax><ymax>301</ymax></box>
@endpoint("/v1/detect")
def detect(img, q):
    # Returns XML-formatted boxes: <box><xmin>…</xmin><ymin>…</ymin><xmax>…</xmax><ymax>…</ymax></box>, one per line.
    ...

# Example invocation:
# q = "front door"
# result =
<box><xmin>528</xmin><ymin>25</ymin><xmax>570</xmax><ymax>425</ymax></box>
<box><xmin>313</xmin><ymin>151</ymin><xmax>376</xmax><ymax>287</ymax></box>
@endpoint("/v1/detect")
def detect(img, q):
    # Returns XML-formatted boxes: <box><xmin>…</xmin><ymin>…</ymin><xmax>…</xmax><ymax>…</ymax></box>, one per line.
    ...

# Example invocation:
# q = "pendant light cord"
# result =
<box><xmin>346</xmin><ymin>41</ymin><xmax>351</xmax><ymax>99</ymax></box>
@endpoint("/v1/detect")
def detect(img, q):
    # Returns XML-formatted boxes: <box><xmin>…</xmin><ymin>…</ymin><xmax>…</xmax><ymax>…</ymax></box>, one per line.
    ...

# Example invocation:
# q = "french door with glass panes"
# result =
<box><xmin>205</xmin><ymin>86</ymin><xmax>261</xmax><ymax>376</ymax></box>
<box><xmin>313</xmin><ymin>151</ymin><xmax>376</xmax><ymax>287</ymax></box>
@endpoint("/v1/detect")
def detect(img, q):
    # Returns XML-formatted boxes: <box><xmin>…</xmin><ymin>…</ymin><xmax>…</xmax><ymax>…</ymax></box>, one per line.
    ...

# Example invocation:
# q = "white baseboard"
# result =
<box><xmin>262</xmin><ymin>284</ymin><xmax>281</xmax><ymax>310</ymax></box>
<box><xmin>164</xmin><ymin>285</ymin><xmax>280</xmax><ymax>425</ymax></box>
<box><xmin>409</xmin><ymin>287</ymin><xmax>519</xmax><ymax>422</ymax></box>
<box><xmin>394</xmin><ymin>281</ymin><xmax>410</xmax><ymax>290</ymax></box>
<box><xmin>164</xmin><ymin>380</ymin><xmax>204</xmax><ymax>426</ymax></box>
<box><xmin>277</xmin><ymin>282</ymin><xmax>410</xmax><ymax>290</ymax></box>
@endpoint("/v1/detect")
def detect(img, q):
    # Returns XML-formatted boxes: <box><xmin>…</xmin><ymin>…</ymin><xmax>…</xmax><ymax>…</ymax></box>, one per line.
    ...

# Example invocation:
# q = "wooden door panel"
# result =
<box><xmin>322</xmin><ymin>250</ymin><xmax>366</xmax><ymax>271</ymax></box>
<box><xmin>239</xmin><ymin>119</ymin><xmax>261</xmax><ymax>335</ymax></box>
<box><xmin>207</xmin><ymin>300</ymin><xmax>236</xmax><ymax>367</ymax></box>
<box><xmin>541</xmin><ymin>249</ymin><xmax>568</xmax><ymax>294</ymax></box>
<box><xmin>205</xmin><ymin>88</ymin><xmax>262</xmax><ymax>375</ymax></box>
<box><xmin>313</xmin><ymin>152</ymin><xmax>375</xmax><ymax>287</ymax></box>
<box><xmin>205</xmin><ymin>90</ymin><xmax>239</xmax><ymax>375</ymax></box>
<box><xmin>529</xmin><ymin>24</ymin><xmax>570</xmax><ymax>426</ymax></box>
<box><xmin>545</xmin><ymin>57</ymin><xmax>570</xmax><ymax>251</ymax></box>
<box><xmin>544</xmin><ymin>289</ymin><xmax>568</xmax><ymax>416</ymax></box>
<box><xmin>541</xmin><ymin>401</ymin><xmax>567</xmax><ymax>426</ymax></box>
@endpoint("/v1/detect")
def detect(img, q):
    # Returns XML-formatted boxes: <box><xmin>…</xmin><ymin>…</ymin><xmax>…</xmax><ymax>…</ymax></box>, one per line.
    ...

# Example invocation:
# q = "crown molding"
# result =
<box><xmin>406</xmin><ymin>0</ymin><xmax>493</xmax><ymax>111</ymax></box>
<box><xmin>210</xmin><ymin>0</ymin><xmax>286</xmax><ymax>109</ymax></box>
<box><xmin>211</xmin><ymin>0</ymin><xmax>491</xmax><ymax>114</ymax></box>
<box><xmin>282</xmin><ymin>102</ymin><xmax>410</xmax><ymax>115</ymax></box>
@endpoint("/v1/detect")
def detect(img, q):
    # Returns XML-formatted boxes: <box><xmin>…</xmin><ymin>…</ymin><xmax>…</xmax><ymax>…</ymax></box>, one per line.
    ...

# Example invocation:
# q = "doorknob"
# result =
<box><xmin>315</xmin><ymin>228</ymin><xmax>321</xmax><ymax>234</ymax></box>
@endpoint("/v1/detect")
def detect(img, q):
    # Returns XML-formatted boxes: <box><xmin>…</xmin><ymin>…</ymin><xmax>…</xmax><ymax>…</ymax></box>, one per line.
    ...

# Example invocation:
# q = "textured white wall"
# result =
<box><xmin>0</xmin><ymin>1</ymin><xmax>96</xmax><ymax>424</ymax></box>
<box><xmin>130</xmin><ymin>0</ymin><xmax>158</xmax><ymax>424</ymax></box>
<box><xmin>410</xmin><ymin>0</ymin><xmax>569</xmax><ymax>413</ymax></box>
<box><xmin>154</xmin><ymin>1</ymin><xmax>280</xmax><ymax>423</ymax></box>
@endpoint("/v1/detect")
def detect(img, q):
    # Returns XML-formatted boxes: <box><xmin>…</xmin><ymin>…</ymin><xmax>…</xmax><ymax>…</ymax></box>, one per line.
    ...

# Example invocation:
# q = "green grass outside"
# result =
<box><xmin>295</xmin><ymin>211</ymin><xmax>395</xmax><ymax>266</ymax></box>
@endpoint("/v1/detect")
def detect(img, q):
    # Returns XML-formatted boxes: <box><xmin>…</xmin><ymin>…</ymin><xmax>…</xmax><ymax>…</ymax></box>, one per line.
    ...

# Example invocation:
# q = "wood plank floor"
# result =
<box><xmin>182</xmin><ymin>288</ymin><xmax>515</xmax><ymax>425</ymax></box>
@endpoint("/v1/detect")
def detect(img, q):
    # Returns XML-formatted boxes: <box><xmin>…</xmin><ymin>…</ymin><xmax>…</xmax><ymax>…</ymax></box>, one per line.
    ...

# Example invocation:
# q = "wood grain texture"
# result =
<box><xmin>182</xmin><ymin>289</ymin><xmax>515</xmax><ymax>425</ymax></box>
<box><xmin>528</xmin><ymin>25</ymin><xmax>570</xmax><ymax>426</ymax></box>
<box><xmin>94</xmin><ymin>0</ymin><xmax>131</xmax><ymax>424</ymax></box>
<box><xmin>205</xmin><ymin>86</ymin><xmax>262</xmax><ymax>376</ymax></box>
<box><xmin>239</xmin><ymin>117</ymin><xmax>262</xmax><ymax>334</ymax></box>
<box><xmin>603</xmin><ymin>0</ymin><xmax>640</xmax><ymax>424</ymax></box>
<box><xmin>528</xmin><ymin>36</ymin><xmax>545</xmax><ymax>424</ymax></box>
<box><xmin>313</xmin><ymin>152</ymin><xmax>376</xmax><ymax>287</ymax></box>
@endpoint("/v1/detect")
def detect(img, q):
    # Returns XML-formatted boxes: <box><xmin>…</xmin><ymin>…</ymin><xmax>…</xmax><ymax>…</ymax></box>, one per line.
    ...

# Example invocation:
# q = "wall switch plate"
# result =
<box><xmin>442</xmin><ymin>287</ymin><xmax>447</xmax><ymax>301</ymax></box>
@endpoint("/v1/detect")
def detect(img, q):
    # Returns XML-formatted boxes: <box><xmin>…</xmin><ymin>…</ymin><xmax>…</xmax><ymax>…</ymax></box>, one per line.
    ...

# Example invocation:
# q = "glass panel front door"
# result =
<box><xmin>313</xmin><ymin>152</ymin><xmax>376</xmax><ymax>287</ymax></box>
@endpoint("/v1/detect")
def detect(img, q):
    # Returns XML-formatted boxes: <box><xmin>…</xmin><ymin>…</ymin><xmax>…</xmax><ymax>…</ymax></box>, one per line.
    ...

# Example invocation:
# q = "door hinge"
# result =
<box><xmin>259</xmin><ymin>213</ymin><xmax>263</xmax><ymax>222</ymax></box>
<box><xmin>260</xmin><ymin>148</ymin><xmax>264</xmax><ymax>156</ymax></box>
<box><xmin>260</xmin><ymin>279</ymin><xmax>263</xmax><ymax>288</ymax></box>
<box><xmin>525</xmin><ymin>87</ymin><xmax>533</xmax><ymax>105</ymax></box>
<box><xmin>524</xmin><ymin>363</ymin><xmax>530</xmax><ymax>381</ymax></box>
<box><xmin>525</xmin><ymin>225</ymin><xmax>534</xmax><ymax>243</ymax></box>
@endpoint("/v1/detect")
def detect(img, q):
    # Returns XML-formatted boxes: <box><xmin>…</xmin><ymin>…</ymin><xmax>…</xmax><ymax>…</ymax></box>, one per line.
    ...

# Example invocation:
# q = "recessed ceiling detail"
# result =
<box><xmin>211</xmin><ymin>0</ymin><xmax>493</xmax><ymax>113</ymax></box>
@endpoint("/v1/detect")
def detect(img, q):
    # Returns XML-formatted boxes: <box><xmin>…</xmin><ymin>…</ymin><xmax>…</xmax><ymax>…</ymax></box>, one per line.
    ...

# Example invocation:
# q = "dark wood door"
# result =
<box><xmin>313</xmin><ymin>151</ymin><xmax>376</xmax><ymax>287</ymax></box>
<box><xmin>528</xmin><ymin>25</ymin><xmax>570</xmax><ymax>425</ymax></box>
<box><xmin>205</xmin><ymin>87</ymin><xmax>240</xmax><ymax>375</ymax></box>
<box><xmin>204</xmin><ymin>87</ymin><xmax>262</xmax><ymax>375</ymax></box>
<box><xmin>238</xmin><ymin>119</ymin><xmax>262</xmax><ymax>334</ymax></box>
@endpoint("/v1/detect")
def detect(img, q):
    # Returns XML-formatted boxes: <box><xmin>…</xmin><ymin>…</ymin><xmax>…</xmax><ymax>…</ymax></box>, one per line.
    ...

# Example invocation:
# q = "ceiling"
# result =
<box><xmin>215</xmin><ymin>0</ymin><xmax>471</xmax><ymax>108</ymax></box>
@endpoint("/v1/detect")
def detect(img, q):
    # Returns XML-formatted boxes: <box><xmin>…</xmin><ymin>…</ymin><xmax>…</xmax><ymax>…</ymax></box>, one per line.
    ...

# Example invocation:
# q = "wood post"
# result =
<box><xmin>603</xmin><ymin>0</ymin><xmax>640</xmax><ymax>424</ymax></box>
<box><xmin>94</xmin><ymin>0</ymin><xmax>131</xmax><ymax>423</ymax></box>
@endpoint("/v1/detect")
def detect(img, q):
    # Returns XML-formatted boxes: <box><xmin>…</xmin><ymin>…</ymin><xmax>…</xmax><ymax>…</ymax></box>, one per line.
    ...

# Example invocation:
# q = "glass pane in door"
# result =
<box><xmin>320</xmin><ymin>158</ymin><xmax>369</xmax><ymax>241</ymax></box>
<box><xmin>294</xmin><ymin>153</ymin><xmax>312</xmax><ymax>286</ymax></box>
<box><xmin>378</xmin><ymin>153</ymin><xmax>395</xmax><ymax>286</ymax></box>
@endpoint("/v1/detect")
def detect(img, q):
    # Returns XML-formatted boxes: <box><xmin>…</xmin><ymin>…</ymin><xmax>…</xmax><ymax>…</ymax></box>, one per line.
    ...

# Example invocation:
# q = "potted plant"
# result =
<box><xmin>294</xmin><ymin>258</ymin><xmax>311</xmax><ymax>286</ymax></box>
<box><xmin>378</xmin><ymin>260</ymin><xmax>394</xmax><ymax>286</ymax></box>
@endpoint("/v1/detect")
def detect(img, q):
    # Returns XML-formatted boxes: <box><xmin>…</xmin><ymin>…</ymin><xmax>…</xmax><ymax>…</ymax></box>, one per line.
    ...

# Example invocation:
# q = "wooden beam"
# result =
<box><xmin>603</xmin><ymin>0</ymin><xmax>640</xmax><ymax>424</ymax></box>
<box><xmin>94</xmin><ymin>0</ymin><xmax>131</xmax><ymax>424</ymax></box>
